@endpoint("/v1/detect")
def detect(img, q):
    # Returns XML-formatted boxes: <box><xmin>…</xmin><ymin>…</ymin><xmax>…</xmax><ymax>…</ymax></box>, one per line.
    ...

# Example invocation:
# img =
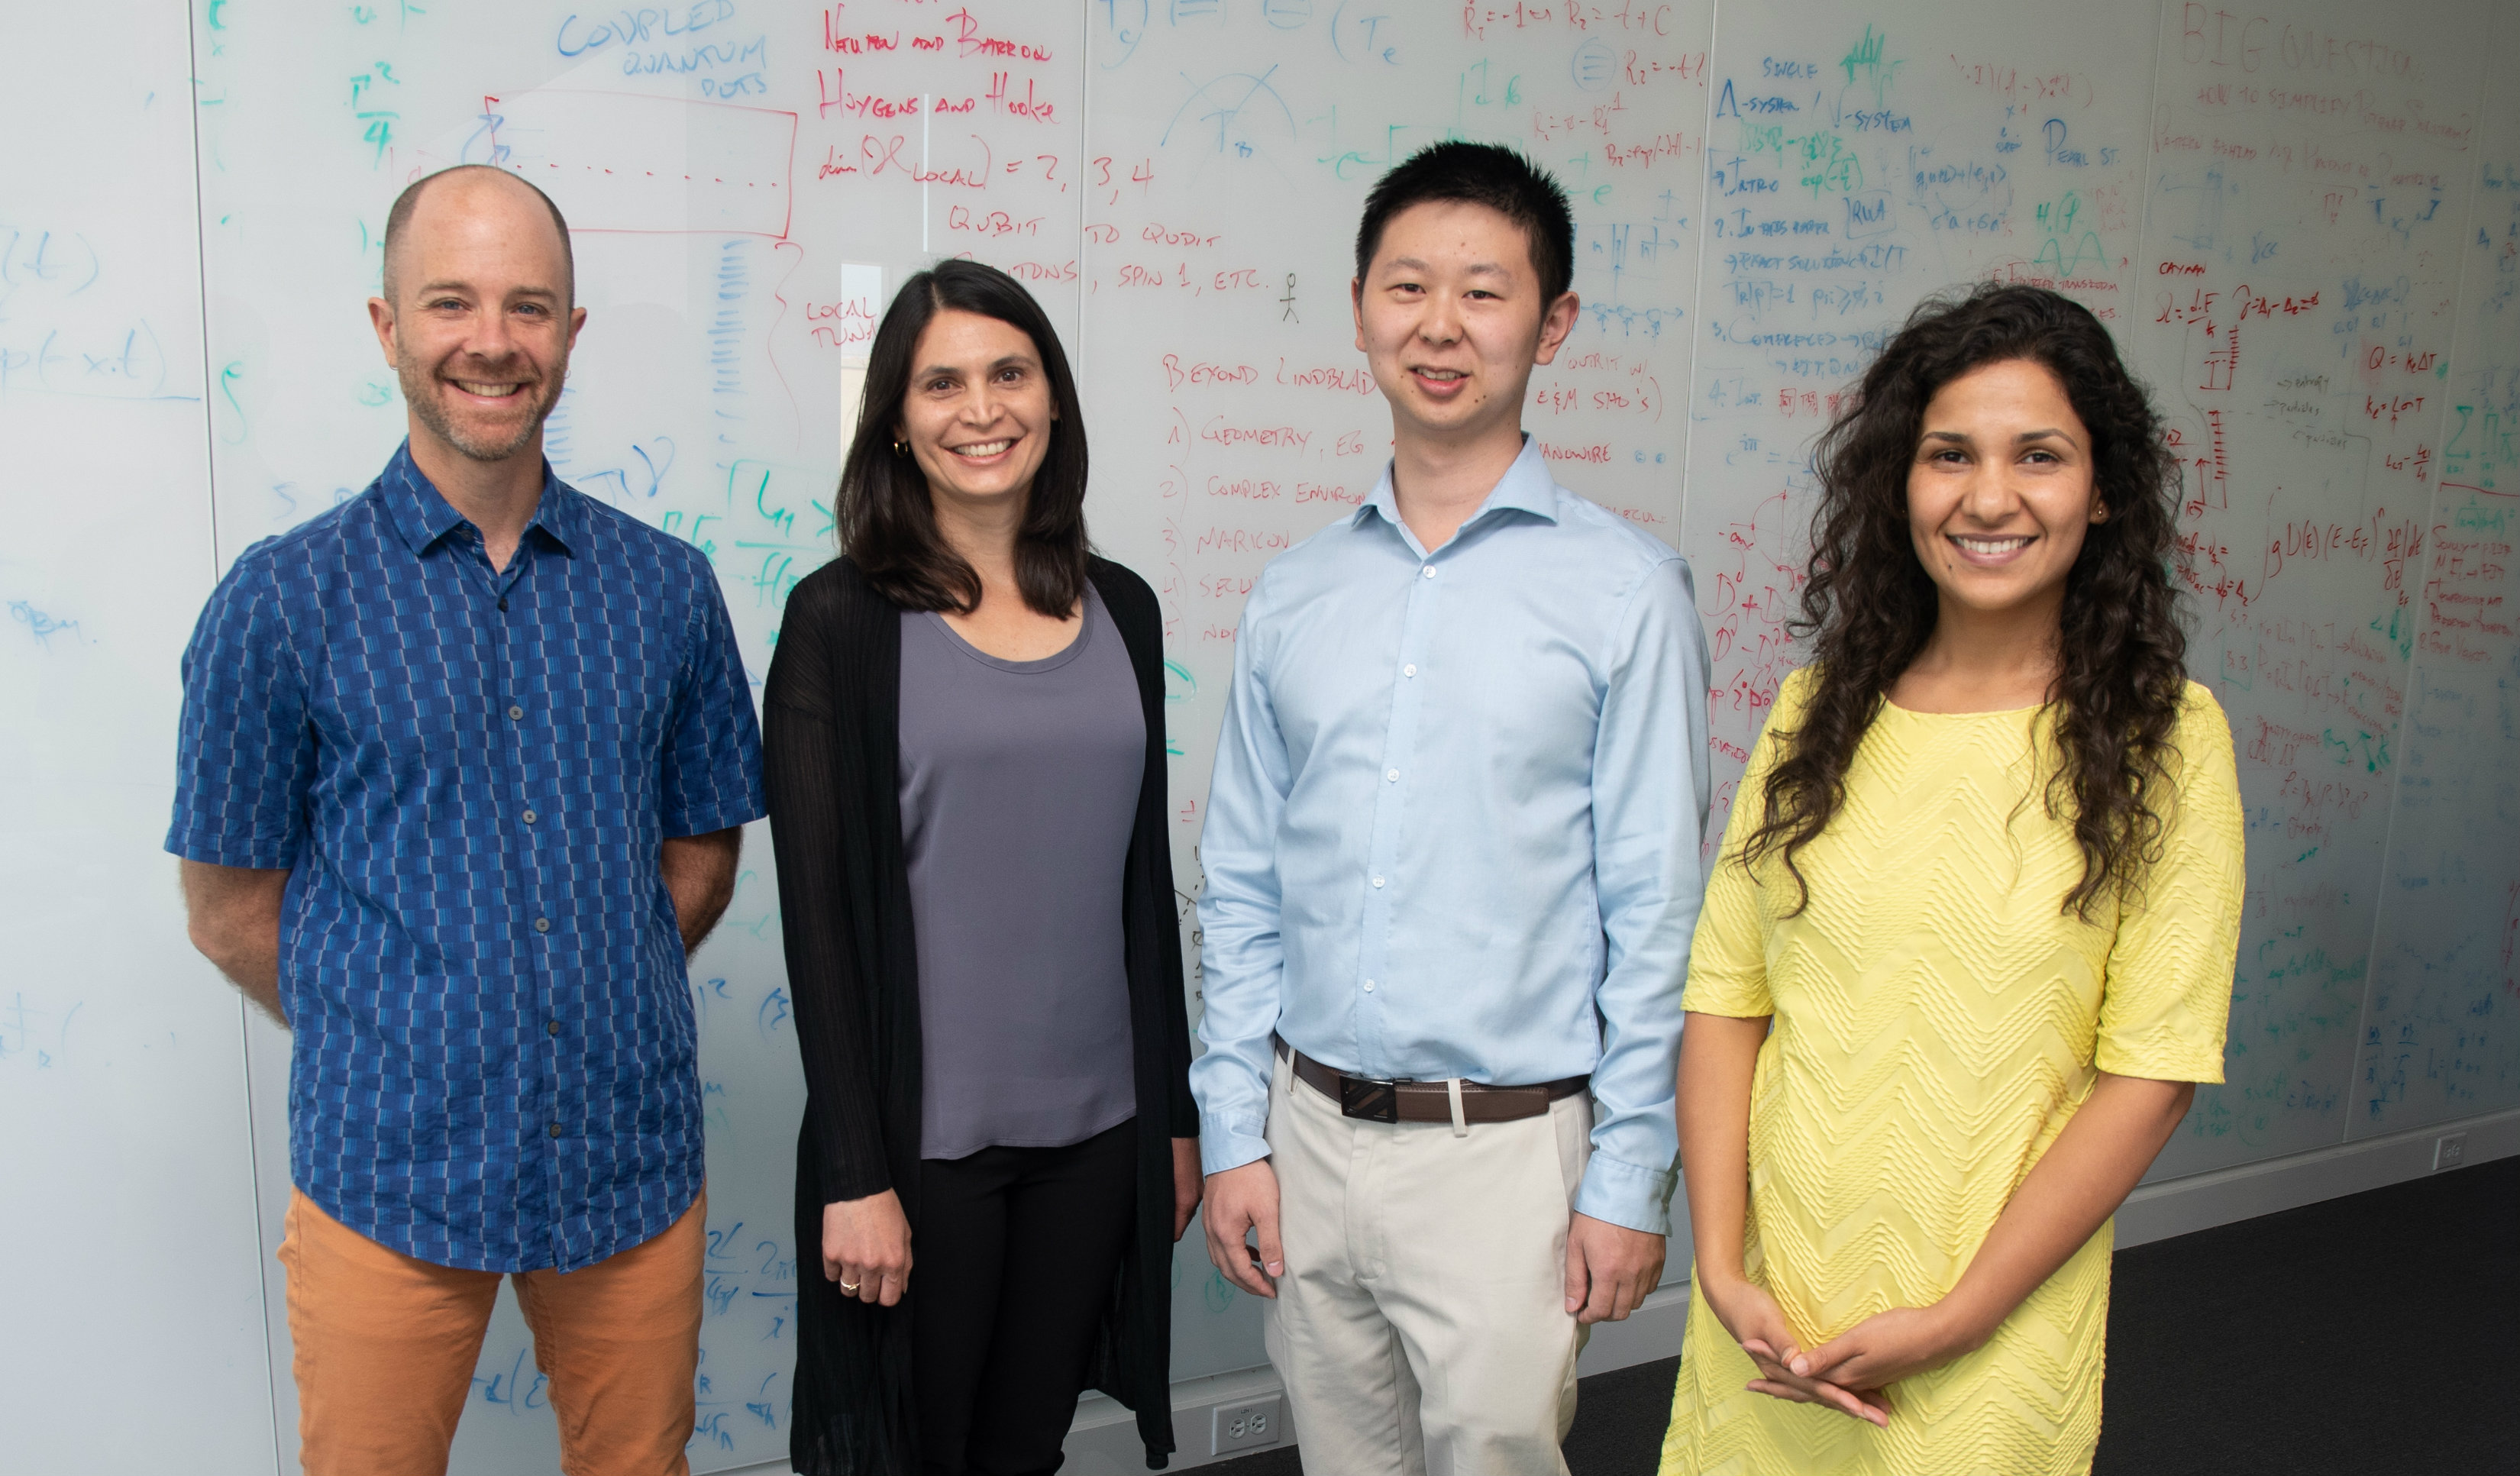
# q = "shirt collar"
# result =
<box><xmin>380</xmin><ymin>440</ymin><xmax>579</xmax><ymax>557</ymax></box>
<box><xmin>1355</xmin><ymin>434</ymin><xmax>1562</xmax><ymax>543</ymax></box>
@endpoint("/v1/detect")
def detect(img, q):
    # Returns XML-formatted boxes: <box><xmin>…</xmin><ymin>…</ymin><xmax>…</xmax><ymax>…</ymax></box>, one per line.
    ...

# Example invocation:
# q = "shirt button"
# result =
<box><xmin>548</xmin><ymin>1019</ymin><xmax>562</xmax><ymax>1036</ymax></box>
<box><xmin>1404</xmin><ymin>664</ymin><xmax>1417</xmax><ymax>677</ymax></box>
<box><xmin>522</xmin><ymin>809</ymin><xmax>538</xmax><ymax>824</ymax></box>
<box><xmin>548</xmin><ymin>1122</ymin><xmax>564</xmax><ymax>1139</ymax></box>
<box><xmin>1363</xmin><ymin>979</ymin><xmax>1376</xmax><ymax>992</ymax></box>
<box><xmin>1421</xmin><ymin>566</ymin><xmax>1436</xmax><ymax>579</ymax></box>
<box><xmin>508</xmin><ymin>705</ymin><xmax>525</xmax><ymax>721</ymax></box>
<box><xmin>1371</xmin><ymin>875</ymin><xmax>1385</xmax><ymax>888</ymax></box>
<box><xmin>1385</xmin><ymin>768</ymin><xmax>1399</xmax><ymax>782</ymax></box>
<box><xmin>498</xmin><ymin>597</ymin><xmax>509</xmax><ymax>612</ymax></box>
<box><xmin>533</xmin><ymin>916</ymin><xmax>552</xmax><ymax>933</ymax></box>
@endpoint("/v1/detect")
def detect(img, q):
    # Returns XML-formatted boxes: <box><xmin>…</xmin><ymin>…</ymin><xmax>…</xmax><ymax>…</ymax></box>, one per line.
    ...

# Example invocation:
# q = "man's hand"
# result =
<box><xmin>1564</xmin><ymin>1212</ymin><xmax>1665</xmax><ymax>1324</ymax></box>
<box><xmin>179</xmin><ymin>860</ymin><xmax>289</xmax><ymax>1027</ymax></box>
<box><xmin>1201</xmin><ymin>1159</ymin><xmax>1284</xmax><ymax>1297</ymax></box>
<box><xmin>1171</xmin><ymin>1138</ymin><xmax>1203</xmax><ymax>1242</ymax></box>
<box><xmin>822</xmin><ymin>1190</ymin><xmax>913</xmax><ymax>1306</ymax></box>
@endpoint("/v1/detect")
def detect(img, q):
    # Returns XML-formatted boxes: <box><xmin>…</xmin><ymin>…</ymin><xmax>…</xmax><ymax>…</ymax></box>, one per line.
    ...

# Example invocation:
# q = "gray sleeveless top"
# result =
<box><xmin>897</xmin><ymin>586</ymin><xmax>1144</xmax><ymax>1159</ymax></box>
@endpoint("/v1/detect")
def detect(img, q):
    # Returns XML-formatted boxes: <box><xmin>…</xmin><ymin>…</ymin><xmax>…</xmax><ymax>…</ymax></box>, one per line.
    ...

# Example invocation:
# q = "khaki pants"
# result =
<box><xmin>277</xmin><ymin>1188</ymin><xmax>705</xmax><ymax>1476</ymax></box>
<box><xmin>1262</xmin><ymin>1048</ymin><xmax>1591</xmax><ymax>1475</ymax></box>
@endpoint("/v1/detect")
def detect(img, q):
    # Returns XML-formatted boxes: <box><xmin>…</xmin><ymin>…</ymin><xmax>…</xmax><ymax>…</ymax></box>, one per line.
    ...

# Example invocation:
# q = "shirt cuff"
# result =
<box><xmin>1574</xmin><ymin>1151</ymin><xmax>1676</xmax><ymax>1236</ymax></box>
<box><xmin>1198</xmin><ymin>1112</ymin><xmax>1271</xmax><ymax>1177</ymax></box>
<box><xmin>2095</xmin><ymin>1035</ymin><xmax>2228</xmax><ymax>1085</ymax></box>
<box><xmin>661</xmin><ymin>797</ymin><xmax>767</xmax><ymax>838</ymax></box>
<box><xmin>165</xmin><ymin>828</ymin><xmax>297</xmax><ymax>870</ymax></box>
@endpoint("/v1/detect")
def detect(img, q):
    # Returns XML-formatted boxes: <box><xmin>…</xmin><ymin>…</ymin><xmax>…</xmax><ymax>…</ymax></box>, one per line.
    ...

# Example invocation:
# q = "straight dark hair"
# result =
<box><xmin>1353</xmin><ymin>140</ymin><xmax>1575</xmax><ymax>303</ymax></box>
<box><xmin>838</xmin><ymin>259</ymin><xmax>1090</xmax><ymax>617</ymax></box>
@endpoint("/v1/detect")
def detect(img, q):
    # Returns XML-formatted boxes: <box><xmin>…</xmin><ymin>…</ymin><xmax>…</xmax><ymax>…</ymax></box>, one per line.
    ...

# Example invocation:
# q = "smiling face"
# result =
<box><xmin>370</xmin><ymin>173</ymin><xmax>583</xmax><ymax>465</ymax></box>
<box><xmin>896</xmin><ymin>308</ymin><xmax>1056</xmax><ymax>516</ymax></box>
<box><xmin>1907</xmin><ymin>357</ymin><xmax>2105</xmax><ymax>631</ymax></box>
<box><xmin>1352</xmin><ymin>199</ymin><xmax>1578</xmax><ymax>449</ymax></box>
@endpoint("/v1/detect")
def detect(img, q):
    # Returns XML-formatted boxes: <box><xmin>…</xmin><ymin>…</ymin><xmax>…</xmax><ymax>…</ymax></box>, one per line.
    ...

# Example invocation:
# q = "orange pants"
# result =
<box><xmin>277</xmin><ymin>1188</ymin><xmax>705</xmax><ymax>1476</ymax></box>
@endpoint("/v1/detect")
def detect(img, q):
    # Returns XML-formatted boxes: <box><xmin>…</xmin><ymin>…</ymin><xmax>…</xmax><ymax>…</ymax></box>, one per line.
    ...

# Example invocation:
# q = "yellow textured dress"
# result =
<box><xmin>1660</xmin><ymin>668</ymin><xmax>2245</xmax><ymax>1476</ymax></box>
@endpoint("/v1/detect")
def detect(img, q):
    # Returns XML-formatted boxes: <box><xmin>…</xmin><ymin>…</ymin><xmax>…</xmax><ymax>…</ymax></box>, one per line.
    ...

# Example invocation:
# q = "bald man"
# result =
<box><xmin>169</xmin><ymin>166</ymin><xmax>763</xmax><ymax>1475</ymax></box>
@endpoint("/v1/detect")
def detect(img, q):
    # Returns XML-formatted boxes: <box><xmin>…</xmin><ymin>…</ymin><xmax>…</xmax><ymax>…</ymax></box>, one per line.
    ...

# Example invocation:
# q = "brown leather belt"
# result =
<box><xmin>1283</xmin><ymin>1042</ymin><xmax>1588</xmax><ymax>1126</ymax></box>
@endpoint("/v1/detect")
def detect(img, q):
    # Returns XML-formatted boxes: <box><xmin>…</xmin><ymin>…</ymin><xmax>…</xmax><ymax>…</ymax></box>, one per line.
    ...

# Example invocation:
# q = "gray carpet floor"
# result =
<box><xmin>1203</xmin><ymin>1152</ymin><xmax>2516</xmax><ymax>1474</ymax></box>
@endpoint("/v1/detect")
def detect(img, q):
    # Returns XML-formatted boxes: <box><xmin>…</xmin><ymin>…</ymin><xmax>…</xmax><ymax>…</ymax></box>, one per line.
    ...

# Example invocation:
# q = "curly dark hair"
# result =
<box><xmin>1743</xmin><ymin>283</ymin><xmax>2190</xmax><ymax>919</ymax></box>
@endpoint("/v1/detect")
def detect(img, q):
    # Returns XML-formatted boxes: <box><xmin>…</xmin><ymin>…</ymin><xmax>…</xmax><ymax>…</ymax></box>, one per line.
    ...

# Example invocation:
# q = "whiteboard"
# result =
<box><xmin>2</xmin><ymin>1</ymin><xmax>2516</xmax><ymax>1471</ymax></box>
<box><xmin>2122</xmin><ymin>0</ymin><xmax>2512</xmax><ymax>1165</ymax></box>
<box><xmin>2350</xmin><ymin>1</ymin><xmax>2520</xmax><ymax>1141</ymax></box>
<box><xmin>0</xmin><ymin>5</ymin><xmax>273</xmax><ymax>1474</ymax></box>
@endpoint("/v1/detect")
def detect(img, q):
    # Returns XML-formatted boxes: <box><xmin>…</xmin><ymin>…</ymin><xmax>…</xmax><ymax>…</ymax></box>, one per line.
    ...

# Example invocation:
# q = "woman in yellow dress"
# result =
<box><xmin>1660</xmin><ymin>283</ymin><xmax>2245</xmax><ymax>1476</ymax></box>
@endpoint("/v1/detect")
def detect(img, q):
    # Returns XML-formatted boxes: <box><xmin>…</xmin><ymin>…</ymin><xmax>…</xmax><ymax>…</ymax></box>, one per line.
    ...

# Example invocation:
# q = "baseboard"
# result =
<box><xmin>705</xmin><ymin>1108</ymin><xmax>2518</xmax><ymax>1476</ymax></box>
<box><xmin>1063</xmin><ymin>1366</ymin><xmax>1300</xmax><ymax>1474</ymax></box>
<box><xmin>1572</xmin><ymin>1279</ymin><xmax>1696</xmax><ymax>1380</ymax></box>
<box><xmin>2115</xmin><ymin>1105</ymin><xmax>2520</xmax><ymax>1248</ymax></box>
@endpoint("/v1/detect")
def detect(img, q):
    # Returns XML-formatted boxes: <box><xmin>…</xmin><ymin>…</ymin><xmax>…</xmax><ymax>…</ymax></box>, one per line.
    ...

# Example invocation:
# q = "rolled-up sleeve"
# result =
<box><xmin>1191</xmin><ymin>577</ymin><xmax>1294</xmax><ymax>1177</ymax></box>
<box><xmin>660</xmin><ymin>554</ymin><xmax>767</xmax><ymax>838</ymax></box>
<box><xmin>166</xmin><ymin>545</ymin><xmax>315</xmax><ymax>869</ymax></box>
<box><xmin>2096</xmin><ymin>686</ymin><xmax>2244</xmax><ymax>1084</ymax></box>
<box><xmin>1577</xmin><ymin>555</ymin><xmax>1711</xmax><ymax>1235</ymax></box>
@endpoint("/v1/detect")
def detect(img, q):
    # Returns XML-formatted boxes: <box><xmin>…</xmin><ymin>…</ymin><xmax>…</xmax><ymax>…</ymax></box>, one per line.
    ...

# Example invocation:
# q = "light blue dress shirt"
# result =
<box><xmin>1193</xmin><ymin>436</ymin><xmax>1711</xmax><ymax>1234</ymax></box>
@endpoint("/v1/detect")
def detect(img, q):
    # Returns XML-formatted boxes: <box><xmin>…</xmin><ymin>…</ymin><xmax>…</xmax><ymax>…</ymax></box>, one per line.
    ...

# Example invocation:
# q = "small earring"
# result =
<box><xmin>892</xmin><ymin>440</ymin><xmax>908</xmax><ymax>457</ymax></box>
<box><xmin>2092</xmin><ymin>505</ymin><xmax>2109</xmax><ymax>523</ymax></box>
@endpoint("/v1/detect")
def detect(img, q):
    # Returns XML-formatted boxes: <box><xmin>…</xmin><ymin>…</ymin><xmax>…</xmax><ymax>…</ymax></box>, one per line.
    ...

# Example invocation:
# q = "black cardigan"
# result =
<box><xmin>762</xmin><ymin>554</ymin><xmax>1197</xmax><ymax>1474</ymax></box>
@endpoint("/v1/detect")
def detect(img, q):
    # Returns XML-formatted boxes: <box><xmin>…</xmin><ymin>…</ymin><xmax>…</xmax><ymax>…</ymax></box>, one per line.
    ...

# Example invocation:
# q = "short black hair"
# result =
<box><xmin>1353</xmin><ymin>142</ymin><xmax>1575</xmax><ymax>304</ymax></box>
<box><xmin>381</xmin><ymin>165</ymin><xmax>575</xmax><ymax>305</ymax></box>
<box><xmin>838</xmin><ymin>259</ymin><xmax>1090</xmax><ymax>618</ymax></box>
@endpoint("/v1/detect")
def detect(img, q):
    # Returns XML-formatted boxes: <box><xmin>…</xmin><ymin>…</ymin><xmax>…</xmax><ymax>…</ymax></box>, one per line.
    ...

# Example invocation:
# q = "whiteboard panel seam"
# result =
<box><xmin>2341</xmin><ymin>15</ymin><xmax>2504</xmax><ymax>1147</ymax></box>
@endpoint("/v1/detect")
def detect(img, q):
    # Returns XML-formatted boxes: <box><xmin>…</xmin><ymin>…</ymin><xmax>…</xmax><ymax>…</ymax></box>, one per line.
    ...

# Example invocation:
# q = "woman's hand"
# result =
<box><xmin>1171</xmin><ymin>1138</ymin><xmax>1203</xmax><ymax>1242</ymax></box>
<box><xmin>1678</xmin><ymin>1013</ymin><xmax>1875</xmax><ymax>1421</ymax></box>
<box><xmin>1678</xmin><ymin>1013</ymin><xmax>1879</xmax><ymax>1426</ymax></box>
<box><xmin>1785</xmin><ymin>1303</ymin><xmax>1976</xmax><ymax>1423</ymax></box>
<box><xmin>1758</xmin><ymin>1072</ymin><xmax>2198</xmax><ymax>1427</ymax></box>
<box><xmin>822</xmin><ymin>1190</ymin><xmax>913</xmax><ymax>1306</ymax></box>
<box><xmin>1698</xmin><ymin>1272</ymin><xmax>1882</xmax><ymax>1427</ymax></box>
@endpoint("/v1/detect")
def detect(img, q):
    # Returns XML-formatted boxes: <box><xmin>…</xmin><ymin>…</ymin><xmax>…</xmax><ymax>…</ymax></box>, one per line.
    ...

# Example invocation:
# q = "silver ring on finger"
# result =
<box><xmin>839</xmin><ymin>1279</ymin><xmax>861</xmax><ymax>1293</ymax></box>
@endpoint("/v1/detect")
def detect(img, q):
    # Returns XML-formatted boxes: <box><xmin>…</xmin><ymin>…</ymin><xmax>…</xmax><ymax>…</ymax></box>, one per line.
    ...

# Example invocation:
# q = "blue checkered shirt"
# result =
<box><xmin>167</xmin><ymin>443</ymin><xmax>765</xmax><ymax>1272</ymax></box>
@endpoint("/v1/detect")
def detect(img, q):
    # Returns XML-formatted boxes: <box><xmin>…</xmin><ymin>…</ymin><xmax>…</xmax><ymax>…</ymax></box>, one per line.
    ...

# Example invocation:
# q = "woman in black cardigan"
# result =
<box><xmin>764</xmin><ymin>259</ymin><xmax>1200</xmax><ymax>1475</ymax></box>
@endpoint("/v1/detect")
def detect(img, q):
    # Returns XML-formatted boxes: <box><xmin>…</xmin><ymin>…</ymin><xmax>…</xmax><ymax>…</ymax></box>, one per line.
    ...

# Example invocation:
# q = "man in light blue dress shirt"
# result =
<box><xmin>1194</xmin><ymin>143</ymin><xmax>1711</xmax><ymax>1471</ymax></box>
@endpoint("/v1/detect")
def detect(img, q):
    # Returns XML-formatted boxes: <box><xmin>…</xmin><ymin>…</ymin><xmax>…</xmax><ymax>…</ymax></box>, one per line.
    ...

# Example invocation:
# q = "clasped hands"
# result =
<box><xmin>1698</xmin><ymin>1271</ymin><xmax>1986</xmax><ymax>1429</ymax></box>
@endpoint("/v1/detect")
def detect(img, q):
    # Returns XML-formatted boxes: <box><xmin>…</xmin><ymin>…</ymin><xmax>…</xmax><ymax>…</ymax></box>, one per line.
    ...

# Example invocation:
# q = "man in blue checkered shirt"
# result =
<box><xmin>169</xmin><ymin>166</ymin><xmax>763</xmax><ymax>1476</ymax></box>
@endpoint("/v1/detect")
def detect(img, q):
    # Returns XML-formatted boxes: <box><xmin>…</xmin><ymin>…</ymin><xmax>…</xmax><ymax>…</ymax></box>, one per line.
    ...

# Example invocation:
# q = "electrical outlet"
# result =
<box><xmin>1212</xmin><ymin>1395</ymin><xmax>1284</xmax><ymax>1455</ymax></box>
<box><xmin>2434</xmin><ymin>1132</ymin><xmax>2467</xmax><ymax>1171</ymax></box>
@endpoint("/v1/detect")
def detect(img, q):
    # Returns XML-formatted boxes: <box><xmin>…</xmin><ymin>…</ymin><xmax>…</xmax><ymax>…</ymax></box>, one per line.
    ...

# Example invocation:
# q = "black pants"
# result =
<box><xmin>914</xmin><ymin>1117</ymin><xmax>1138</xmax><ymax>1476</ymax></box>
